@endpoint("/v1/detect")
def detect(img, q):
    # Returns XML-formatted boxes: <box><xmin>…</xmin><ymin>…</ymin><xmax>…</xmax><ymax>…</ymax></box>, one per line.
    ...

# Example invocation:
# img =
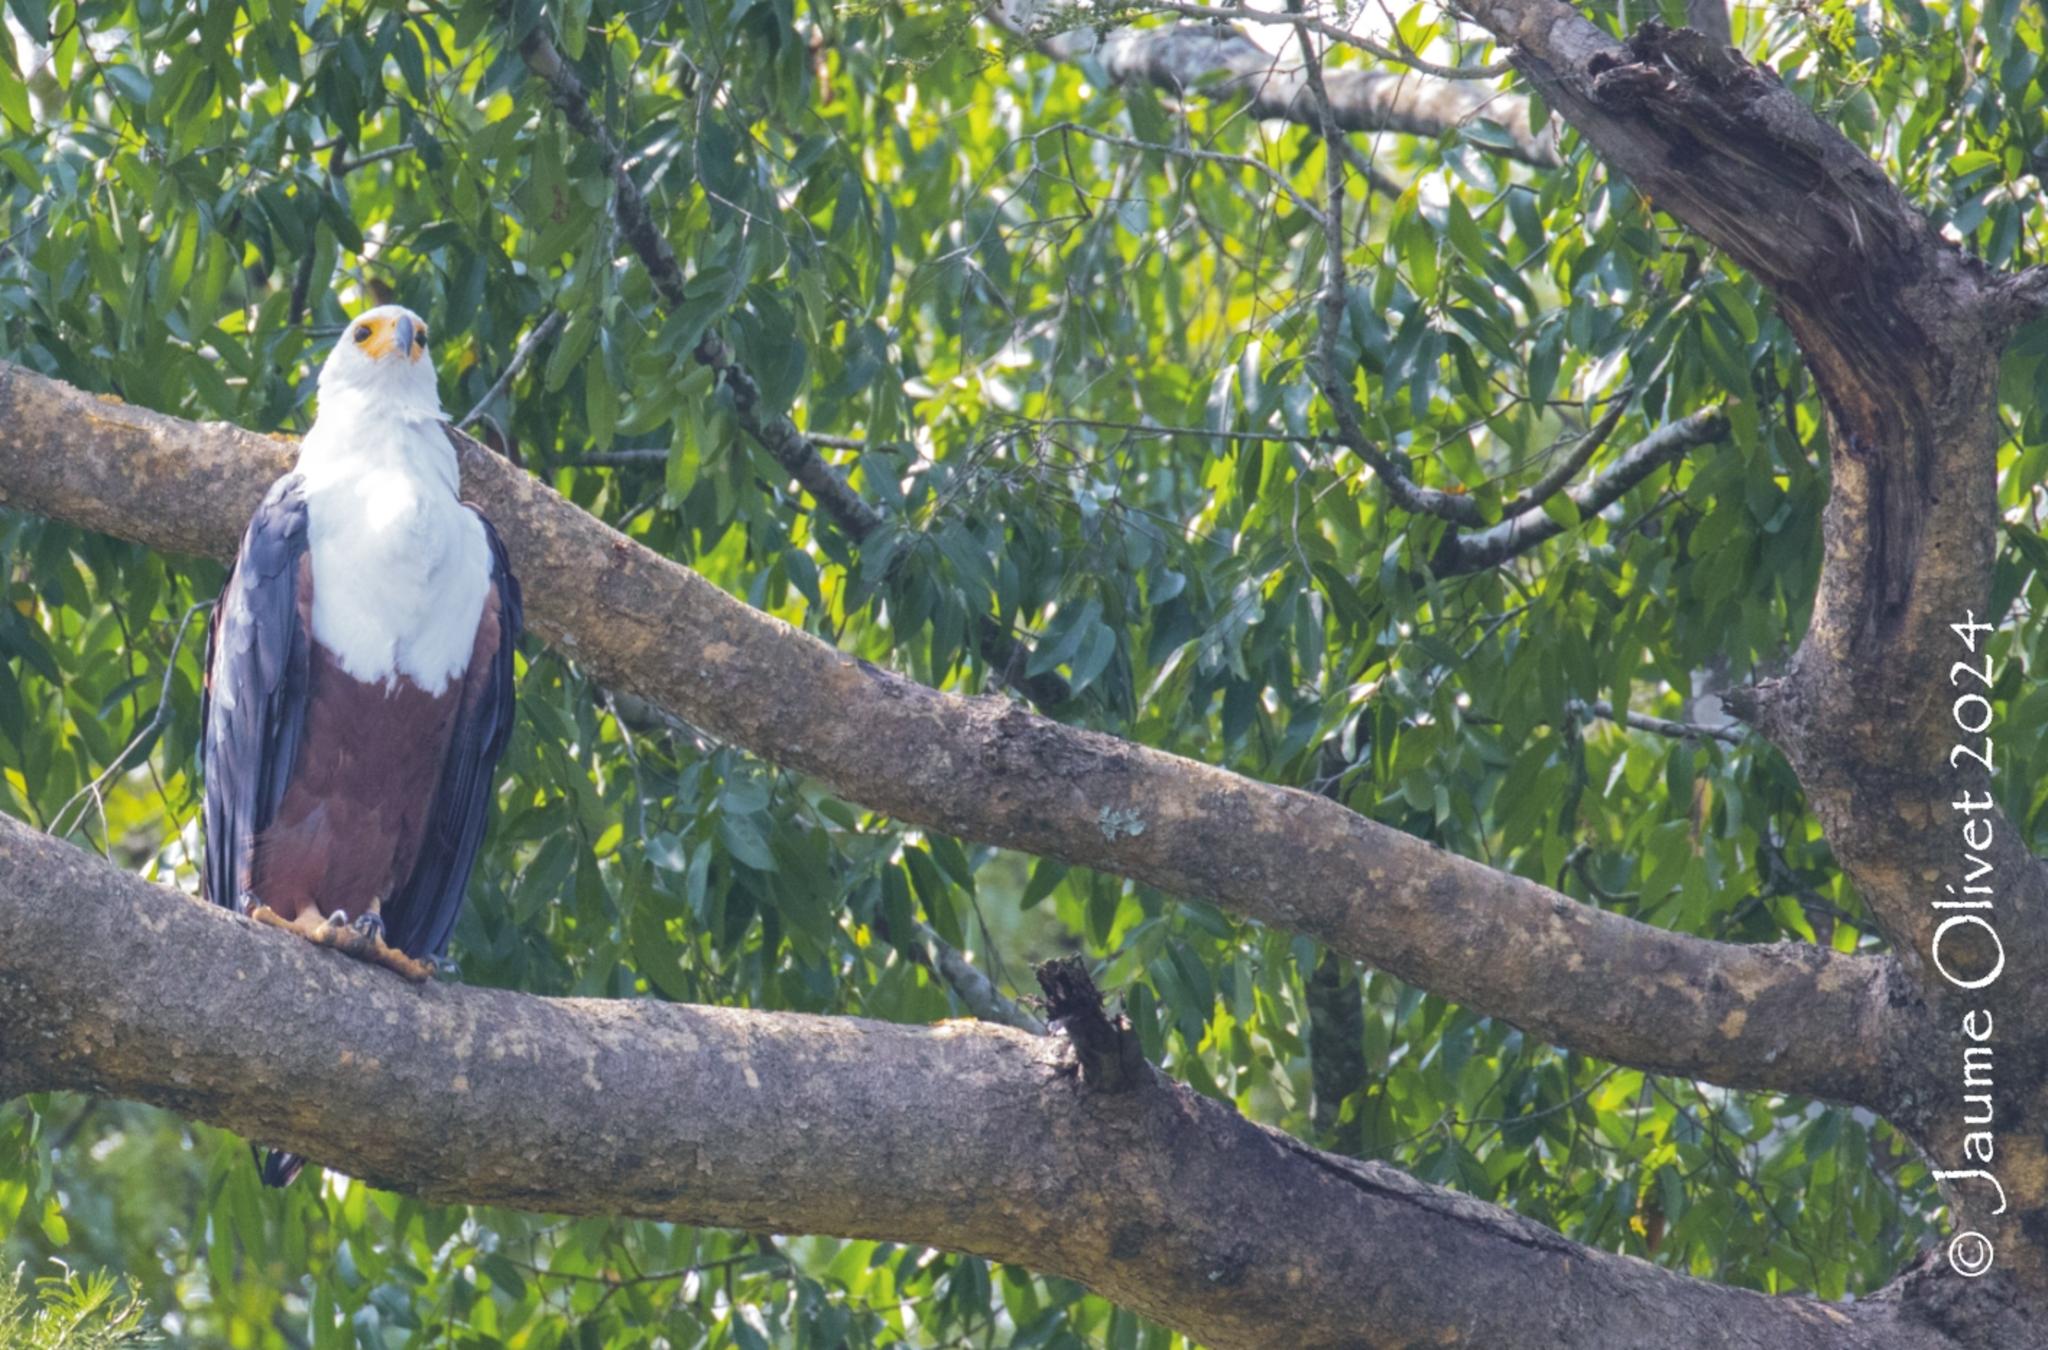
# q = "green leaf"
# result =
<box><xmin>1540</xmin><ymin>491</ymin><xmax>1581</xmax><ymax>531</ymax></box>
<box><xmin>716</xmin><ymin>814</ymin><xmax>777</xmax><ymax>872</ymax></box>
<box><xmin>0</xmin><ymin>67</ymin><xmax>30</xmax><ymax>134</ymax></box>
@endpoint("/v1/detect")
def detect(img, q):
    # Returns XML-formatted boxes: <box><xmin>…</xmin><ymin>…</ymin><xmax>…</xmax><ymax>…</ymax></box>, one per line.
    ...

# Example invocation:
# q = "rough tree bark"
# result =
<box><xmin>0</xmin><ymin>814</ymin><xmax>1993</xmax><ymax>1350</ymax></box>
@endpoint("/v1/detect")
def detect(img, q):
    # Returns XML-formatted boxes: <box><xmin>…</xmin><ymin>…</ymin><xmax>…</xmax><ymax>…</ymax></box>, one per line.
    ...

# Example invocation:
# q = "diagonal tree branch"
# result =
<box><xmin>459</xmin><ymin>309</ymin><xmax>564</xmax><ymax>431</ymax></box>
<box><xmin>0</xmin><ymin>358</ymin><xmax>1917</xmax><ymax>1113</ymax></box>
<box><xmin>0</xmin><ymin>817</ymin><xmax>1970</xmax><ymax>1350</ymax></box>
<box><xmin>513</xmin><ymin>31</ymin><xmax>855</xmax><ymax>519</ymax></box>
<box><xmin>1499</xmin><ymin>393</ymin><xmax>1629</xmax><ymax>517</ymax></box>
<box><xmin>1434</xmin><ymin>404</ymin><xmax>1729</xmax><ymax>573</ymax></box>
<box><xmin>1296</xmin><ymin>2</ymin><xmax>1485</xmax><ymax>535</ymax></box>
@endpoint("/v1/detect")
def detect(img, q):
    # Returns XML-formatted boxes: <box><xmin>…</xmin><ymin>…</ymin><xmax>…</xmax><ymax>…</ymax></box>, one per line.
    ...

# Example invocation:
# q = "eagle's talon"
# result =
<box><xmin>362</xmin><ymin>940</ymin><xmax>435</xmax><ymax>984</ymax></box>
<box><xmin>288</xmin><ymin>912</ymin><xmax>432</xmax><ymax>982</ymax></box>
<box><xmin>245</xmin><ymin>903</ymin><xmax>296</xmax><ymax>934</ymax></box>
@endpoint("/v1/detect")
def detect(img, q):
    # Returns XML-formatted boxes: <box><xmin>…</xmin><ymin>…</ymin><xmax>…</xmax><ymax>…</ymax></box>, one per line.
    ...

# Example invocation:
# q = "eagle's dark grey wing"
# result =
<box><xmin>201</xmin><ymin>474</ymin><xmax>313</xmax><ymax>913</ymax></box>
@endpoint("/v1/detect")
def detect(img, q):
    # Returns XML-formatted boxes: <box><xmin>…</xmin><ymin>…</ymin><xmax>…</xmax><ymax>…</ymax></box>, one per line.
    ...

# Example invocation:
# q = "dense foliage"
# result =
<box><xmin>3</xmin><ymin>0</ymin><xmax>2045</xmax><ymax>1344</ymax></box>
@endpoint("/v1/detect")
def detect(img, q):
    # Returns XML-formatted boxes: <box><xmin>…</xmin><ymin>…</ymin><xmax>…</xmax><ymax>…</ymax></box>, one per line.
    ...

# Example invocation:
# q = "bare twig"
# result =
<box><xmin>1573</xmin><ymin>698</ymin><xmax>1744</xmax><ymax>747</ymax></box>
<box><xmin>1009</xmin><ymin>415</ymin><xmax>1328</xmax><ymax>444</ymax></box>
<box><xmin>459</xmin><ymin>311</ymin><xmax>565</xmax><ymax>431</ymax></box>
<box><xmin>1436</xmin><ymin>406</ymin><xmax>1730</xmax><ymax>573</ymax></box>
<box><xmin>49</xmin><ymin>600</ymin><xmax>214</xmax><ymax>848</ymax></box>
<box><xmin>1499</xmin><ymin>394</ymin><xmax>1630</xmax><ymax>517</ymax></box>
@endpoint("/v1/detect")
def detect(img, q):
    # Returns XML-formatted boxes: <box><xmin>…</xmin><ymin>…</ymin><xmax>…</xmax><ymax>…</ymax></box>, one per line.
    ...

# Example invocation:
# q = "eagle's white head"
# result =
<box><xmin>318</xmin><ymin>303</ymin><xmax>441</xmax><ymax>416</ymax></box>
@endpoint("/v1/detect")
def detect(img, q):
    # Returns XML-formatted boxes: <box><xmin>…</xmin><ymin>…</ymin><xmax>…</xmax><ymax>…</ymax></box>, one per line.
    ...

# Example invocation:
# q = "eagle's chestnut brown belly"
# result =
<box><xmin>248</xmin><ymin>642</ymin><xmax>460</xmax><ymax>923</ymax></box>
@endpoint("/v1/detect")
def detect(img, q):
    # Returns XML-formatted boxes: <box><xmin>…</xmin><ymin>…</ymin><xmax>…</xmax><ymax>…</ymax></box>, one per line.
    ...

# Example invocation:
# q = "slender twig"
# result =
<box><xmin>49</xmin><ymin>600</ymin><xmax>214</xmax><ymax>849</ymax></box>
<box><xmin>331</xmin><ymin>142</ymin><xmax>416</xmax><ymax>174</ymax></box>
<box><xmin>1500</xmin><ymin>394</ymin><xmax>1630</xmax><ymax>517</ymax></box>
<box><xmin>563</xmin><ymin>448</ymin><xmax>667</xmax><ymax>466</ymax></box>
<box><xmin>459</xmin><ymin>311</ymin><xmax>564</xmax><ymax>430</ymax></box>
<box><xmin>499</xmin><ymin>1249</ymin><xmax>791</xmax><ymax>1289</ymax></box>
<box><xmin>1035</xmin><ymin>121</ymin><xmax>1320</xmax><ymax>216</ymax></box>
<box><xmin>1572</xmin><ymin>698</ymin><xmax>1744</xmax><ymax>746</ymax></box>
<box><xmin>1437</xmin><ymin>406</ymin><xmax>1730</xmax><ymax>574</ymax></box>
<box><xmin>1560</xmin><ymin>843</ymin><xmax>1642</xmax><ymax>905</ymax></box>
<box><xmin>0</xmin><ymin>205</ymin><xmax>47</xmax><ymax>259</ymax></box>
<box><xmin>1005</xmin><ymin>414</ymin><xmax>1330</xmax><ymax>444</ymax></box>
<box><xmin>808</xmin><ymin>431</ymin><xmax>901</xmax><ymax>452</ymax></box>
<box><xmin>1328</xmin><ymin>129</ymin><xmax>1403</xmax><ymax>201</ymax></box>
<box><xmin>570</xmin><ymin>417</ymin><xmax>1332</xmax><ymax>468</ymax></box>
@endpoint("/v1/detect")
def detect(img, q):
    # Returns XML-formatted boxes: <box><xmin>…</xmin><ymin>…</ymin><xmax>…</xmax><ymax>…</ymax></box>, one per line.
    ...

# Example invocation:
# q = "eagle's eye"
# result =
<box><xmin>354</xmin><ymin>324</ymin><xmax>373</xmax><ymax>344</ymax></box>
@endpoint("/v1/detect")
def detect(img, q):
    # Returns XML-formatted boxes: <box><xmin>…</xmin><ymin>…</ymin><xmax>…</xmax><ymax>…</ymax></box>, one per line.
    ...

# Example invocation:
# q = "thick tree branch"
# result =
<box><xmin>0</xmin><ymin>818</ymin><xmax>1975</xmax><ymax>1350</ymax></box>
<box><xmin>514</xmin><ymin>24</ymin><xmax>1070</xmax><ymax>709</ymax></box>
<box><xmin>993</xmin><ymin>4</ymin><xmax>1556</xmax><ymax>167</ymax></box>
<box><xmin>0</xmin><ymin>359</ymin><xmax>1914</xmax><ymax>1112</ymax></box>
<box><xmin>1990</xmin><ymin>263</ymin><xmax>2048</xmax><ymax>333</ymax></box>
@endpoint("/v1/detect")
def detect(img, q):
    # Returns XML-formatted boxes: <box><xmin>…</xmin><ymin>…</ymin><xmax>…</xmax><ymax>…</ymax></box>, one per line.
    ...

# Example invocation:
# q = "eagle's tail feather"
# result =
<box><xmin>258</xmin><ymin>1148</ymin><xmax>307</xmax><ymax>1188</ymax></box>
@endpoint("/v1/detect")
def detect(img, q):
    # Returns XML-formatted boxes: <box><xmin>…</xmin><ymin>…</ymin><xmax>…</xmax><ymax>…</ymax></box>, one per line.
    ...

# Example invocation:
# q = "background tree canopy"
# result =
<box><xmin>2</xmin><ymin>0</ymin><xmax>2045</xmax><ymax>1346</ymax></box>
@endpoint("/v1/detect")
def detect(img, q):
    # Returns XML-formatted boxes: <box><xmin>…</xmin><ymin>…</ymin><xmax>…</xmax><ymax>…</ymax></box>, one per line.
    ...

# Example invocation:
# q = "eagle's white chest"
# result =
<box><xmin>296</xmin><ymin>417</ymin><xmax>490</xmax><ymax>696</ymax></box>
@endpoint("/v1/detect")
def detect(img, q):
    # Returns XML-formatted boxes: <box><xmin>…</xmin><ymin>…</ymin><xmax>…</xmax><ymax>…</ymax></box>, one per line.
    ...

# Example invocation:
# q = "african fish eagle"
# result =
<box><xmin>200</xmin><ymin>304</ymin><xmax>522</xmax><ymax>1186</ymax></box>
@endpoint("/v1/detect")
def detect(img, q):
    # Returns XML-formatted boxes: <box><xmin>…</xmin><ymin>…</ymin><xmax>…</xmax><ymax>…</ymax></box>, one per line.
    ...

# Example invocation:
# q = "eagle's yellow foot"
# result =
<box><xmin>308</xmin><ymin>910</ymin><xmax>436</xmax><ymax>984</ymax></box>
<box><xmin>245</xmin><ymin>903</ymin><xmax>300</xmax><ymax>935</ymax></box>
